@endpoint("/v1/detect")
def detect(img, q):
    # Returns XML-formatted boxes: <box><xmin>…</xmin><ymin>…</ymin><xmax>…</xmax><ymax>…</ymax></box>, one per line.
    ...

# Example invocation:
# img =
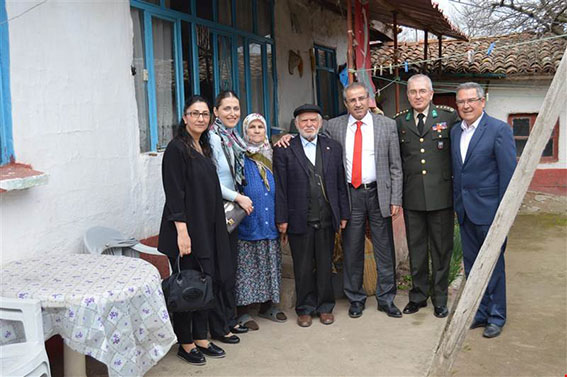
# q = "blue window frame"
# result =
<box><xmin>0</xmin><ymin>0</ymin><xmax>15</xmax><ymax>165</ymax></box>
<box><xmin>131</xmin><ymin>0</ymin><xmax>277</xmax><ymax>152</ymax></box>
<box><xmin>314</xmin><ymin>44</ymin><xmax>339</xmax><ymax>119</ymax></box>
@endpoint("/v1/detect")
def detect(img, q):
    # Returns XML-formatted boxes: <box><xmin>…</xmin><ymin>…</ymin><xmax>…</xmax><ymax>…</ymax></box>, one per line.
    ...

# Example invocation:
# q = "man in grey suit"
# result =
<box><xmin>325</xmin><ymin>82</ymin><xmax>403</xmax><ymax>318</ymax></box>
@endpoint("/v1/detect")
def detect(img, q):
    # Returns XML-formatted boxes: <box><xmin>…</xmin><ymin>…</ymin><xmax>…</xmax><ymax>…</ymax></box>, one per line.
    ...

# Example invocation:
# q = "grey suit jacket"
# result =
<box><xmin>324</xmin><ymin>112</ymin><xmax>402</xmax><ymax>218</ymax></box>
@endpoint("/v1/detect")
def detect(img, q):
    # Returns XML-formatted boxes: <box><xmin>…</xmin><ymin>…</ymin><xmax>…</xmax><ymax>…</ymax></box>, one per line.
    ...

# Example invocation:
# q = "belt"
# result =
<box><xmin>349</xmin><ymin>181</ymin><xmax>377</xmax><ymax>190</ymax></box>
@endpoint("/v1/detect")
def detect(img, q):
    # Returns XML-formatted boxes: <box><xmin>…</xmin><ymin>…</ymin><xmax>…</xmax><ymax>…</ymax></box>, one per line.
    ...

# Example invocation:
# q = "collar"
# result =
<box><xmin>300</xmin><ymin>134</ymin><xmax>318</xmax><ymax>146</ymax></box>
<box><xmin>347</xmin><ymin>111</ymin><xmax>372</xmax><ymax>128</ymax></box>
<box><xmin>461</xmin><ymin>112</ymin><xmax>484</xmax><ymax>131</ymax></box>
<box><xmin>413</xmin><ymin>105</ymin><xmax>430</xmax><ymax>122</ymax></box>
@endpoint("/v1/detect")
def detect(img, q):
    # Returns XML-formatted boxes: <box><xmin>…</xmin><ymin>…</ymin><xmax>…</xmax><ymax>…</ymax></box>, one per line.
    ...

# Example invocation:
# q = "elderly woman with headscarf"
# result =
<box><xmin>234</xmin><ymin>113</ymin><xmax>287</xmax><ymax>329</ymax></box>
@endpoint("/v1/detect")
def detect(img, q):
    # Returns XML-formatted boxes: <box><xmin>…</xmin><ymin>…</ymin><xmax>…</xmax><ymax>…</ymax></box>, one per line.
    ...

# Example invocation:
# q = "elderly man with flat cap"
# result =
<box><xmin>273</xmin><ymin>104</ymin><xmax>350</xmax><ymax>328</ymax></box>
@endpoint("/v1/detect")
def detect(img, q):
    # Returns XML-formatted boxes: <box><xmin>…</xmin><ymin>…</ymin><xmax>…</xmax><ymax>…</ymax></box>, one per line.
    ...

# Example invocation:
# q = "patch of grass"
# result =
<box><xmin>449</xmin><ymin>223</ymin><xmax>464</xmax><ymax>284</ymax></box>
<box><xmin>397</xmin><ymin>274</ymin><xmax>412</xmax><ymax>290</ymax></box>
<box><xmin>517</xmin><ymin>213</ymin><xmax>567</xmax><ymax>228</ymax></box>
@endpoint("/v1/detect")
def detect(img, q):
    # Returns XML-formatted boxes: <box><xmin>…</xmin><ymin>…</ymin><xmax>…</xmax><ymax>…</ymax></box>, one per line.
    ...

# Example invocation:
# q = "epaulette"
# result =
<box><xmin>393</xmin><ymin>109</ymin><xmax>410</xmax><ymax>118</ymax></box>
<box><xmin>436</xmin><ymin>105</ymin><xmax>455</xmax><ymax>113</ymax></box>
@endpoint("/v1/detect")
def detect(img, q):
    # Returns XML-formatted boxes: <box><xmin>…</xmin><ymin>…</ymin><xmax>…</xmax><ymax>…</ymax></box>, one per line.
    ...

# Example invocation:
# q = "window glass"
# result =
<box><xmin>218</xmin><ymin>35</ymin><xmax>233</xmax><ymax>91</ymax></box>
<box><xmin>141</xmin><ymin>0</ymin><xmax>160</xmax><ymax>5</ymax></box>
<box><xmin>542</xmin><ymin>139</ymin><xmax>553</xmax><ymax>157</ymax></box>
<box><xmin>266</xmin><ymin>44</ymin><xmax>274</xmax><ymax>127</ymax></box>
<box><xmin>249</xmin><ymin>43</ymin><xmax>264</xmax><ymax>114</ymax></box>
<box><xmin>237</xmin><ymin>38</ymin><xmax>247</xmax><ymax>114</ymax></box>
<box><xmin>196</xmin><ymin>0</ymin><xmax>213</xmax><ymax>20</ymax></box>
<box><xmin>181</xmin><ymin>22</ymin><xmax>193</xmax><ymax>106</ymax></box>
<box><xmin>165</xmin><ymin>0</ymin><xmax>190</xmax><ymax>13</ymax></box>
<box><xmin>131</xmin><ymin>8</ymin><xmax>151</xmax><ymax>152</ymax></box>
<box><xmin>515</xmin><ymin>139</ymin><xmax>526</xmax><ymax>156</ymax></box>
<box><xmin>218</xmin><ymin>0</ymin><xmax>232</xmax><ymax>25</ymax></box>
<box><xmin>197</xmin><ymin>25</ymin><xmax>214</xmax><ymax>102</ymax></box>
<box><xmin>317</xmin><ymin>70</ymin><xmax>333</xmax><ymax>119</ymax></box>
<box><xmin>152</xmin><ymin>17</ymin><xmax>178</xmax><ymax>150</ymax></box>
<box><xmin>235</xmin><ymin>0</ymin><xmax>253</xmax><ymax>32</ymax></box>
<box><xmin>257</xmin><ymin>0</ymin><xmax>272</xmax><ymax>37</ymax></box>
<box><xmin>512</xmin><ymin>118</ymin><xmax>530</xmax><ymax>136</ymax></box>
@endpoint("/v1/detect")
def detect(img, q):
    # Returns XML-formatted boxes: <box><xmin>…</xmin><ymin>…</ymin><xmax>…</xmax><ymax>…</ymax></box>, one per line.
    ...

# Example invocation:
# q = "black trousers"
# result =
<box><xmin>209</xmin><ymin>229</ymin><xmax>238</xmax><ymax>337</ymax></box>
<box><xmin>167</xmin><ymin>256</ymin><xmax>208</xmax><ymax>344</ymax></box>
<box><xmin>342</xmin><ymin>186</ymin><xmax>397</xmax><ymax>307</ymax></box>
<box><xmin>404</xmin><ymin>207</ymin><xmax>454</xmax><ymax>306</ymax></box>
<box><xmin>288</xmin><ymin>224</ymin><xmax>335</xmax><ymax>315</ymax></box>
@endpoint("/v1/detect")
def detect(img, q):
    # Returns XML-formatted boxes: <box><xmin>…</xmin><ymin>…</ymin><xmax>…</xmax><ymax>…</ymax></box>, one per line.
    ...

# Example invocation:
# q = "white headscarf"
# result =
<box><xmin>242</xmin><ymin>113</ymin><xmax>272</xmax><ymax>162</ymax></box>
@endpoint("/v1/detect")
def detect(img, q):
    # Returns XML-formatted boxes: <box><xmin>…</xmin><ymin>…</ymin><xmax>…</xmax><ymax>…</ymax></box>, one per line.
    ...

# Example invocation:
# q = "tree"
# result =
<box><xmin>455</xmin><ymin>0</ymin><xmax>567</xmax><ymax>36</ymax></box>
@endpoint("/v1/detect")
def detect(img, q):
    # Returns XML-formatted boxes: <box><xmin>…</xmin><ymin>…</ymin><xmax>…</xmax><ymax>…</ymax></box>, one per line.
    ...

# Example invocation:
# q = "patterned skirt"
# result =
<box><xmin>235</xmin><ymin>239</ymin><xmax>281</xmax><ymax>306</ymax></box>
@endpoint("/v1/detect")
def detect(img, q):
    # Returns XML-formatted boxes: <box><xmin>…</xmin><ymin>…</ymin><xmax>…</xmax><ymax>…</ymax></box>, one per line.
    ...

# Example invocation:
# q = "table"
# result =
<box><xmin>1</xmin><ymin>254</ymin><xmax>177</xmax><ymax>376</ymax></box>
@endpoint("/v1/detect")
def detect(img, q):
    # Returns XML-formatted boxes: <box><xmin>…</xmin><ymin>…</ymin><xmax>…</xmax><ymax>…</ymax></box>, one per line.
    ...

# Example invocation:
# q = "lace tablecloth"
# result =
<box><xmin>1</xmin><ymin>254</ymin><xmax>176</xmax><ymax>376</ymax></box>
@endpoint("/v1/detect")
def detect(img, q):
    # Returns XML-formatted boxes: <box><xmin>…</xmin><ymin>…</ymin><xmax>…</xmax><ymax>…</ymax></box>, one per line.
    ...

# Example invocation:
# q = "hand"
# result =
<box><xmin>340</xmin><ymin>219</ymin><xmax>348</xmax><ymax>229</ymax></box>
<box><xmin>277</xmin><ymin>222</ymin><xmax>288</xmax><ymax>234</ymax></box>
<box><xmin>235</xmin><ymin>194</ymin><xmax>254</xmax><ymax>215</ymax></box>
<box><xmin>390</xmin><ymin>205</ymin><xmax>401</xmax><ymax>217</ymax></box>
<box><xmin>177</xmin><ymin>231</ymin><xmax>192</xmax><ymax>256</ymax></box>
<box><xmin>274</xmin><ymin>134</ymin><xmax>293</xmax><ymax>148</ymax></box>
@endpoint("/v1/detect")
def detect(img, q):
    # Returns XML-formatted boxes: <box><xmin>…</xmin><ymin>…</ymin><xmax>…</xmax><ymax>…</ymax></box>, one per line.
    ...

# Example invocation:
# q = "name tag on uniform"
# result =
<box><xmin>432</xmin><ymin>122</ymin><xmax>447</xmax><ymax>131</ymax></box>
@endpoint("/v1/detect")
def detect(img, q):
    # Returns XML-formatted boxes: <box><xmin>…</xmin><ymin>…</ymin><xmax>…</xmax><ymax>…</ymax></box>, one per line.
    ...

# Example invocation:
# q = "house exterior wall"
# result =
<box><xmin>274</xmin><ymin>0</ymin><xmax>347</xmax><ymax>129</ymax></box>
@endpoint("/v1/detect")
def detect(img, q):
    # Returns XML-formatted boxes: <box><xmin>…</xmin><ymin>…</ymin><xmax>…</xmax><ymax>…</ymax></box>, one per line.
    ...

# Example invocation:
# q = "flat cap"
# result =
<box><xmin>293</xmin><ymin>104</ymin><xmax>322</xmax><ymax>118</ymax></box>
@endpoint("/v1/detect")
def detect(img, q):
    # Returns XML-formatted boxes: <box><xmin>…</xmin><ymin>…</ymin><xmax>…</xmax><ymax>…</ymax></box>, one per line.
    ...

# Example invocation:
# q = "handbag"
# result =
<box><xmin>224</xmin><ymin>200</ymin><xmax>247</xmax><ymax>233</ymax></box>
<box><xmin>161</xmin><ymin>255</ymin><xmax>215</xmax><ymax>312</ymax></box>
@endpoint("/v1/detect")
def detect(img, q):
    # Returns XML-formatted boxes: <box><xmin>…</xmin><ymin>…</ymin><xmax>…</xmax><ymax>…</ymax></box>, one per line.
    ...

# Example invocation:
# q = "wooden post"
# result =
<box><xmin>393</xmin><ymin>11</ymin><xmax>399</xmax><ymax>113</ymax></box>
<box><xmin>437</xmin><ymin>34</ymin><xmax>442</xmax><ymax>73</ymax></box>
<box><xmin>347</xmin><ymin>0</ymin><xmax>354</xmax><ymax>84</ymax></box>
<box><xmin>427</xmin><ymin>47</ymin><xmax>567</xmax><ymax>377</ymax></box>
<box><xmin>423</xmin><ymin>31</ymin><xmax>428</xmax><ymax>73</ymax></box>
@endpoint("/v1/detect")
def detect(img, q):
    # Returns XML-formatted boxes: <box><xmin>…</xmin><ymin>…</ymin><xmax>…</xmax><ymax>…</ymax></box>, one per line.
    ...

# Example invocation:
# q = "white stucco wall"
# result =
<box><xmin>274</xmin><ymin>0</ymin><xmax>347</xmax><ymax>129</ymax></box>
<box><xmin>1</xmin><ymin>0</ymin><xmax>163</xmax><ymax>263</ymax></box>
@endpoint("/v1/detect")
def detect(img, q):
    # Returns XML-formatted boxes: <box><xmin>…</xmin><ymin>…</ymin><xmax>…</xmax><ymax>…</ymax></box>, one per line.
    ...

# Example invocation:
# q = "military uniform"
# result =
<box><xmin>395</xmin><ymin>104</ymin><xmax>459</xmax><ymax>308</ymax></box>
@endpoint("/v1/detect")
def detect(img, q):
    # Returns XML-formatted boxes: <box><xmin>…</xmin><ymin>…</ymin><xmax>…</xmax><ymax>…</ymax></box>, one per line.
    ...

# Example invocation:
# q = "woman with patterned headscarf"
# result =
<box><xmin>234</xmin><ymin>113</ymin><xmax>287</xmax><ymax>330</ymax></box>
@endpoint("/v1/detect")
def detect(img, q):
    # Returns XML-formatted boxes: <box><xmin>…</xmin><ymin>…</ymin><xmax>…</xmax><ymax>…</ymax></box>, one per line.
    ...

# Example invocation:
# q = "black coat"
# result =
<box><xmin>273</xmin><ymin>134</ymin><xmax>350</xmax><ymax>234</ymax></box>
<box><xmin>158</xmin><ymin>138</ymin><xmax>233</xmax><ymax>285</ymax></box>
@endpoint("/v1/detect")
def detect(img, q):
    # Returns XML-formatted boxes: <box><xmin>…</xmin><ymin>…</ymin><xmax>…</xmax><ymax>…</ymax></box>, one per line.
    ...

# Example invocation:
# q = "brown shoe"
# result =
<box><xmin>319</xmin><ymin>313</ymin><xmax>334</xmax><ymax>325</ymax></box>
<box><xmin>297</xmin><ymin>314</ymin><xmax>312</xmax><ymax>327</ymax></box>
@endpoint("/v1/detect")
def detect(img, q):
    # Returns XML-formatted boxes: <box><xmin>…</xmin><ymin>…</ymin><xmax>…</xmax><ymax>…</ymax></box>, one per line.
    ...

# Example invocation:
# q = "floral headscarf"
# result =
<box><xmin>211</xmin><ymin>117</ymin><xmax>247</xmax><ymax>187</ymax></box>
<box><xmin>242</xmin><ymin>113</ymin><xmax>273</xmax><ymax>190</ymax></box>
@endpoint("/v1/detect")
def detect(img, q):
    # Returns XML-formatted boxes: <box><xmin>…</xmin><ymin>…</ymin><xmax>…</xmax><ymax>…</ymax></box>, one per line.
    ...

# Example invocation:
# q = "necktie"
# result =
<box><xmin>417</xmin><ymin>113</ymin><xmax>425</xmax><ymax>135</ymax></box>
<box><xmin>351</xmin><ymin>121</ymin><xmax>363</xmax><ymax>188</ymax></box>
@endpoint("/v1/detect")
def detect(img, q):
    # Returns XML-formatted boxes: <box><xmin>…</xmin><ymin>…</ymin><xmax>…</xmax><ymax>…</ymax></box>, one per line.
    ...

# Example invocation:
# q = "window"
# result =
<box><xmin>131</xmin><ymin>0</ymin><xmax>277</xmax><ymax>152</ymax></box>
<box><xmin>0</xmin><ymin>0</ymin><xmax>15</xmax><ymax>166</ymax></box>
<box><xmin>314</xmin><ymin>45</ymin><xmax>343</xmax><ymax>119</ymax></box>
<box><xmin>508</xmin><ymin>113</ymin><xmax>559</xmax><ymax>163</ymax></box>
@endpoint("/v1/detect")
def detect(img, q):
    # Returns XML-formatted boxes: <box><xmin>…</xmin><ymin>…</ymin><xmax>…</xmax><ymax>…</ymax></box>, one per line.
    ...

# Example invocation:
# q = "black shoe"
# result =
<box><xmin>378</xmin><ymin>303</ymin><xmax>402</xmax><ymax>318</ymax></box>
<box><xmin>177</xmin><ymin>346</ymin><xmax>206</xmax><ymax>365</ymax></box>
<box><xmin>212</xmin><ymin>334</ymin><xmax>240</xmax><ymax>344</ymax></box>
<box><xmin>470</xmin><ymin>320</ymin><xmax>488</xmax><ymax>329</ymax></box>
<box><xmin>230</xmin><ymin>325</ymin><xmax>249</xmax><ymax>334</ymax></box>
<box><xmin>434</xmin><ymin>306</ymin><xmax>449</xmax><ymax>318</ymax></box>
<box><xmin>348</xmin><ymin>302</ymin><xmax>364</xmax><ymax>318</ymax></box>
<box><xmin>403</xmin><ymin>301</ymin><xmax>427</xmax><ymax>314</ymax></box>
<box><xmin>483</xmin><ymin>324</ymin><xmax>502</xmax><ymax>338</ymax></box>
<box><xmin>197</xmin><ymin>342</ymin><xmax>226</xmax><ymax>358</ymax></box>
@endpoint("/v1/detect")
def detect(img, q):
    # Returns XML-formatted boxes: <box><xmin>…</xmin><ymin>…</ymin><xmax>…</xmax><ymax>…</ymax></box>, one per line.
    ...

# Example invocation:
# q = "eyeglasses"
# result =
<box><xmin>456</xmin><ymin>98</ymin><xmax>483</xmax><ymax>106</ymax></box>
<box><xmin>346</xmin><ymin>96</ymin><xmax>369</xmax><ymax>105</ymax></box>
<box><xmin>185</xmin><ymin>111</ymin><xmax>211</xmax><ymax>119</ymax></box>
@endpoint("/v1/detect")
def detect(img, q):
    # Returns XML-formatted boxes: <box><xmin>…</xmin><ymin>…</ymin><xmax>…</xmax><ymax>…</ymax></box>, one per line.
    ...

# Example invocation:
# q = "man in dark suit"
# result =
<box><xmin>273</xmin><ymin>104</ymin><xmax>350</xmax><ymax>328</ymax></box>
<box><xmin>451</xmin><ymin>82</ymin><xmax>516</xmax><ymax>338</ymax></box>
<box><xmin>394</xmin><ymin>74</ymin><xmax>459</xmax><ymax>318</ymax></box>
<box><xmin>325</xmin><ymin>82</ymin><xmax>403</xmax><ymax>319</ymax></box>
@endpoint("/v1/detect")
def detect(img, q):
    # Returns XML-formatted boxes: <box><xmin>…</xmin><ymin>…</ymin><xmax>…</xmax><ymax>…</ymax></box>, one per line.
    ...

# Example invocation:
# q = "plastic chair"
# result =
<box><xmin>83</xmin><ymin>226</ymin><xmax>172</xmax><ymax>275</ymax></box>
<box><xmin>0</xmin><ymin>297</ymin><xmax>51</xmax><ymax>377</ymax></box>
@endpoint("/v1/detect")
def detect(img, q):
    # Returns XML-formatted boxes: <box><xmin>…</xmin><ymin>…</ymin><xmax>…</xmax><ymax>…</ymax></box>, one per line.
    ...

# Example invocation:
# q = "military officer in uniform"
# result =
<box><xmin>394</xmin><ymin>74</ymin><xmax>459</xmax><ymax>318</ymax></box>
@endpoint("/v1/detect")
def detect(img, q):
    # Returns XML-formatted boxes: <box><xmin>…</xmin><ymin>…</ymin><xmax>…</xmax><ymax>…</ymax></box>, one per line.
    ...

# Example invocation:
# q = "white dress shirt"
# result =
<box><xmin>413</xmin><ymin>105</ymin><xmax>430</xmax><ymax>127</ymax></box>
<box><xmin>300</xmin><ymin>135</ymin><xmax>317</xmax><ymax>165</ymax></box>
<box><xmin>460</xmin><ymin>113</ymin><xmax>484</xmax><ymax>162</ymax></box>
<box><xmin>345</xmin><ymin>111</ymin><xmax>376</xmax><ymax>184</ymax></box>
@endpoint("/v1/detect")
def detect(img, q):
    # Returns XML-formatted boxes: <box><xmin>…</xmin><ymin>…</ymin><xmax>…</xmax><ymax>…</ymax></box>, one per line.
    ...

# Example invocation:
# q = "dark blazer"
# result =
<box><xmin>451</xmin><ymin>113</ymin><xmax>517</xmax><ymax>226</ymax></box>
<box><xmin>273</xmin><ymin>134</ymin><xmax>350</xmax><ymax>234</ymax></box>
<box><xmin>395</xmin><ymin>104</ymin><xmax>459</xmax><ymax>211</ymax></box>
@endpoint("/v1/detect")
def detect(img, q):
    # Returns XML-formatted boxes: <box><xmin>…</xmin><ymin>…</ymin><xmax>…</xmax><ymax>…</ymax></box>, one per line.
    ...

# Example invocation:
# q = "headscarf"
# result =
<box><xmin>242</xmin><ymin>113</ymin><xmax>273</xmax><ymax>190</ymax></box>
<box><xmin>211</xmin><ymin>116</ymin><xmax>247</xmax><ymax>187</ymax></box>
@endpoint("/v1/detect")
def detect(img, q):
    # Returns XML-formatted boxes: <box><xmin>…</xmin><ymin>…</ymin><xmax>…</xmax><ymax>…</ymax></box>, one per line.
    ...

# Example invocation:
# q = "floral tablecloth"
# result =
<box><xmin>0</xmin><ymin>254</ymin><xmax>177</xmax><ymax>376</ymax></box>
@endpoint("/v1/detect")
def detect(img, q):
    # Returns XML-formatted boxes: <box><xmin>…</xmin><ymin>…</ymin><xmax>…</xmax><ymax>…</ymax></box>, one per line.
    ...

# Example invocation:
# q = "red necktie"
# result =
<box><xmin>351</xmin><ymin>121</ymin><xmax>363</xmax><ymax>188</ymax></box>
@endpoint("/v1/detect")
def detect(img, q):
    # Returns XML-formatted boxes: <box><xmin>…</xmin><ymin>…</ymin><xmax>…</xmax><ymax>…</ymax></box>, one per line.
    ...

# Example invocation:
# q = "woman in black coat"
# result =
<box><xmin>158</xmin><ymin>96</ymin><xmax>234</xmax><ymax>366</ymax></box>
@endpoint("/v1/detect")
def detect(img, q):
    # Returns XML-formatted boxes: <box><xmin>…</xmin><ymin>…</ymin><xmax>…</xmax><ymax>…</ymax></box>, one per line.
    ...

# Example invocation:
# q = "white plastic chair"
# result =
<box><xmin>0</xmin><ymin>297</ymin><xmax>51</xmax><ymax>377</ymax></box>
<box><xmin>83</xmin><ymin>226</ymin><xmax>172</xmax><ymax>275</ymax></box>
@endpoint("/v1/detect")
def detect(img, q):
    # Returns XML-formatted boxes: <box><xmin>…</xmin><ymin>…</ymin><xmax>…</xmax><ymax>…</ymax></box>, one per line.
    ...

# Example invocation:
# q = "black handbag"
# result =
<box><xmin>224</xmin><ymin>200</ymin><xmax>247</xmax><ymax>233</ymax></box>
<box><xmin>161</xmin><ymin>255</ymin><xmax>215</xmax><ymax>312</ymax></box>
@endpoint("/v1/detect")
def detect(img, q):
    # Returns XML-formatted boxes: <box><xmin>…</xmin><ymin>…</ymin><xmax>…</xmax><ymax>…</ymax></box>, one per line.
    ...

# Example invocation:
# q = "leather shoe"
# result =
<box><xmin>434</xmin><ymin>306</ymin><xmax>449</xmax><ymax>318</ymax></box>
<box><xmin>197</xmin><ymin>342</ymin><xmax>225</xmax><ymax>358</ymax></box>
<box><xmin>230</xmin><ymin>325</ymin><xmax>249</xmax><ymax>334</ymax></box>
<box><xmin>348</xmin><ymin>302</ymin><xmax>364</xmax><ymax>318</ymax></box>
<box><xmin>483</xmin><ymin>324</ymin><xmax>502</xmax><ymax>338</ymax></box>
<box><xmin>319</xmin><ymin>313</ymin><xmax>334</xmax><ymax>325</ymax></box>
<box><xmin>177</xmin><ymin>346</ymin><xmax>206</xmax><ymax>365</ymax></box>
<box><xmin>403</xmin><ymin>301</ymin><xmax>427</xmax><ymax>314</ymax></box>
<box><xmin>378</xmin><ymin>303</ymin><xmax>402</xmax><ymax>318</ymax></box>
<box><xmin>470</xmin><ymin>320</ymin><xmax>488</xmax><ymax>329</ymax></box>
<box><xmin>297</xmin><ymin>314</ymin><xmax>312</xmax><ymax>327</ymax></box>
<box><xmin>212</xmin><ymin>334</ymin><xmax>240</xmax><ymax>344</ymax></box>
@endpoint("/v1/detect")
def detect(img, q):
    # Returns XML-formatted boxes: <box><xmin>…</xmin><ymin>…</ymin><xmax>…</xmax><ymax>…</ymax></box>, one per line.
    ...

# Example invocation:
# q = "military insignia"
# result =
<box><xmin>432</xmin><ymin>122</ymin><xmax>447</xmax><ymax>131</ymax></box>
<box><xmin>431</xmin><ymin>109</ymin><xmax>438</xmax><ymax>118</ymax></box>
<box><xmin>437</xmin><ymin>141</ymin><xmax>444</xmax><ymax>150</ymax></box>
<box><xmin>394</xmin><ymin>109</ymin><xmax>410</xmax><ymax>119</ymax></box>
